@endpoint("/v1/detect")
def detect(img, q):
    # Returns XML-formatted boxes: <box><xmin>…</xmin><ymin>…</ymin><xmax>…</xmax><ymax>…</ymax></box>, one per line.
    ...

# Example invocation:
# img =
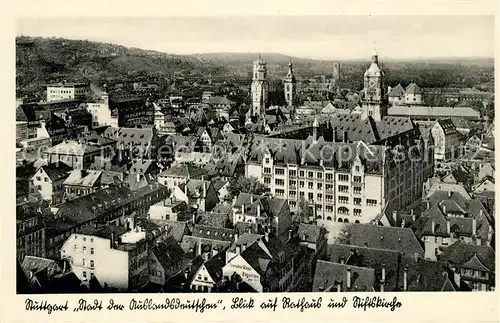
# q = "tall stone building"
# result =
<box><xmin>283</xmin><ymin>60</ymin><xmax>297</xmax><ymax>107</ymax></box>
<box><xmin>251</xmin><ymin>55</ymin><xmax>269</xmax><ymax>117</ymax></box>
<box><xmin>361</xmin><ymin>50</ymin><xmax>388</xmax><ymax>122</ymax></box>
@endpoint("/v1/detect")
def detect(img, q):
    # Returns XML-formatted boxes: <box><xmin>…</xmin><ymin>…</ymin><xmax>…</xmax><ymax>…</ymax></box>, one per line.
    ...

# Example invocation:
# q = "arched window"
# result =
<box><xmin>338</xmin><ymin>218</ymin><xmax>343</xmax><ymax>222</ymax></box>
<box><xmin>344</xmin><ymin>219</ymin><xmax>349</xmax><ymax>223</ymax></box>
<box><xmin>327</xmin><ymin>216</ymin><xmax>332</xmax><ymax>221</ymax></box>
<box><xmin>338</xmin><ymin>206</ymin><xmax>349</xmax><ymax>215</ymax></box>
<box><xmin>355</xmin><ymin>220</ymin><xmax>360</xmax><ymax>224</ymax></box>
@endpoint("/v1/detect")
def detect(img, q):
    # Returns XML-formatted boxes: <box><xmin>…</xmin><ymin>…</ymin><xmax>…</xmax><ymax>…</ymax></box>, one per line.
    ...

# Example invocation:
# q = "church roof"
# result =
<box><xmin>405</xmin><ymin>83</ymin><xmax>422</xmax><ymax>95</ymax></box>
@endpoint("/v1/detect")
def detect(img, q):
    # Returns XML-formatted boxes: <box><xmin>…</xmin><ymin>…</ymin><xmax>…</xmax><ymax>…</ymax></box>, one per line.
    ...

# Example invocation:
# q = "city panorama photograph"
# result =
<box><xmin>15</xmin><ymin>15</ymin><xmax>495</xmax><ymax>294</ymax></box>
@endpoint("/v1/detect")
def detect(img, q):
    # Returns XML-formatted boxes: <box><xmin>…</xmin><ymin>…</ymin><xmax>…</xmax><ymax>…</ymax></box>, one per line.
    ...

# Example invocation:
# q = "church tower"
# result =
<box><xmin>332</xmin><ymin>61</ymin><xmax>341</xmax><ymax>94</ymax></box>
<box><xmin>283</xmin><ymin>60</ymin><xmax>296</xmax><ymax>107</ymax></box>
<box><xmin>251</xmin><ymin>54</ymin><xmax>269</xmax><ymax>117</ymax></box>
<box><xmin>361</xmin><ymin>50</ymin><xmax>388</xmax><ymax>121</ymax></box>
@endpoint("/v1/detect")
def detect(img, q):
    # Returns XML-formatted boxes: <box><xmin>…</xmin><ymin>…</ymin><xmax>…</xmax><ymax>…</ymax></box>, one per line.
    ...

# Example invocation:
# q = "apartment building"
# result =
<box><xmin>46</xmin><ymin>82</ymin><xmax>91</xmax><ymax>102</ymax></box>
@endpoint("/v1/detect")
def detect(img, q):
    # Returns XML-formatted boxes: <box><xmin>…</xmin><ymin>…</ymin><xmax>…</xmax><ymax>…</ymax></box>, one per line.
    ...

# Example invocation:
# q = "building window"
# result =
<box><xmin>36</xmin><ymin>176</ymin><xmax>41</xmax><ymax>181</ymax></box>
<box><xmin>265</xmin><ymin>158</ymin><xmax>270</xmax><ymax>164</ymax></box>
<box><xmin>338</xmin><ymin>206</ymin><xmax>349</xmax><ymax>215</ymax></box>
<box><xmin>83</xmin><ymin>246</ymin><xmax>87</xmax><ymax>254</ymax></box>
<box><xmin>317</xmin><ymin>193</ymin><xmax>323</xmax><ymax>200</ymax></box>
<box><xmin>325</xmin><ymin>173</ymin><xmax>333</xmax><ymax>181</ymax></box>
<box><xmin>325</xmin><ymin>205</ymin><xmax>333</xmax><ymax>213</ymax></box>
<box><xmin>355</xmin><ymin>166</ymin><xmax>360</xmax><ymax>172</ymax></box>
<box><xmin>308</xmin><ymin>182</ymin><xmax>313</xmax><ymax>189</ymax></box>
<box><xmin>317</xmin><ymin>183</ymin><xmax>323</xmax><ymax>190</ymax></box>
<box><xmin>289</xmin><ymin>191</ymin><xmax>296</xmax><ymax>198</ymax></box>
<box><xmin>299</xmin><ymin>192</ymin><xmax>305</xmax><ymax>199</ymax></box>
<box><xmin>354</xmin><ymin>198</ymin><xmax>362</xmax><ymax>206</ymax></box>
<box><xmin>74</xmin><ymin>245</ymin><xmax>78</xmax><ymax>252</ymax></box>
<box><xmin>338</xmin><ymin>196</ymin><xmax>349</xmax><ymax>204</ymax></box>
<box><xmin>308</xmin><ymin>193</ymin><xmax>313</xmax><ymax>201</ymax></box>
<box><xmin>289</xmin><ymin>170</ymin><xmax>296</xmax><ymax>177</ymax></box>
<box><xmin>317</xmin><ymin>172</ymin><xmax>323</xmax><ymax>179</ymax></box>
<box><xmin>326</xmin><ymin>184</ymin><xmax>333</xmax><ymax>192</ymax></box>
<box><xmin>353</xmin><ymin>187</ymin><xmax>362</xmax><ymax>195</ymax></box>
<box><xmin>264</xmin><ymin>167</ymin><xmax>271</xmax><ymax>174</ymax></box>
<box><xmin>354</xmin><ymin>209</ymin><xmax>362</xmax><ymax>216</ymax></box>
<box><xmin>275</xmin><ymin>168</ymin><xmax>285</xmax><ymax>175</ymax></box>
<box><xmin>308</xmin><ymin>171</ymin><xmax>314</xmax><ymax>178</ymax></box>
<box><xmin>353</xmin><ymin>176</ymin><xmax>362</xmax><ymax>183</ymax></box>
<box><xmin>289</xmin><ymin>201</ymin><xmax>296</xmax><ymax>208</ymax></box>
<box><xmin>299</xmin><ymin>181</ymin><xmax>305</xmax><ymax>188</ymax></box>
<box><xmin>264</xmin><ymin>178</ymin><xmax>271</xmax><ymax>185</ymax></box>
<box><xmin>90</xmin><ymin>260</ymin><xmax>94</xmax><ymax>268</ymax></box>
<box><xmin>338</xmin><ymin>185</ymin><xmax>349</xmax><ymax>193</ymax></box>
<box><xmin>326</xmin><ymin>194</ymin><xmax>333</xmax><ymax>202</ymax></box>
<box><xmin>82</xmin><ymin>271</ymin><xmax>87</xmax><ymax>279</ymax></box>
<box><xmin>82</xmin><ymin>259</ymin><xmax>86</xmax><ymax>267</ymax></box>
<box><xmin>275</xmin><ymin>179</ymin><xmax>285</xmax><ymax>186</ymax></box>
<box><xmin>289</xmin><ymin>180</ymin><xmax>296</xmax><ymax>187</ymax></box>
<box><xmin>276</xmin><ymin>189</ymin><xmax>285</xmax><ymax>196</ymax></box>
<box><xmin>338</xmin><ymin>174</ymin><xmax>349</xmax><ymax>182</ymax></box>
<box><xmin>299</xmin><ymin>171</ymin><xmax>305</xmax><ymax>177</ymax></box>
<box><xmin>90</xmin><ymin>248</ymin><xmax>94</xmax><ymax>255</ymax></box>
<box><xmin>366</xmin><ymin>199</ymin><xmax>377</xmax><ymax>206</ymax></box>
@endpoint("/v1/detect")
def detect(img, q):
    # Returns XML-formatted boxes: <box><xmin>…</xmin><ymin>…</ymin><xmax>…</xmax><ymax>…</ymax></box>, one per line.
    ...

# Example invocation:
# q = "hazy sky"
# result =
<box><xmin>17</xmin><ymin>16</ymin><xmax>494</xmax><ymax>60</ymax></box>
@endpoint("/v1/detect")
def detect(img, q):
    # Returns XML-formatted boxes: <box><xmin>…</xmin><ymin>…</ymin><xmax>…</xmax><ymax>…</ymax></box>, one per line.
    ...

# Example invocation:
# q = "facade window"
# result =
<box><xmin>325</xmin><ymin>205</ymin><xmax>333</xmax><ymax>213</ymax></box>
<box><xmin>74</xmin><ymin>245</ymin><xmax>78</xmax><ymax>252</ymax></box>
<box><xmin>354</xmin><ymin>198</ymin><xmax>362</xmax><ymax>206</ymax></box>
<box><xmin>83</xmin><ymin>246</ymin><xmax>87</xmax><ymax>254</ymax></box>
<box><xmin>82</xmin><ymin>259</ymin><xmax>86</xmax><ymax>267</ymax></box>
<box><xmin>289</xmin><ymin>191</ymin><xmax>296</xmax><ymax>198</ymax></box>
<box><xmin>317</xmin><ymin>193</ymin><xmax>323</xmax><ymax>201</ymax></box>
<box><xmin>289</xmin><ymin>201</ymin><xmax>296</xmax><ymax>208</ymax></box>
<box><xmin>299</xmin><ymin>192</ymin><xmax>305</xmax><ymax>199</ymax></box>
<box><xmin>90</xmin><ymin>248</ymin><xmax>94</xmax><ymax>255</ymax></box>
<box><xmin>299</xmin><ymin>181</ymin><xmax>305</xmax><ymax>188</ymax></box>
<box><xmin>317</xmin><ymin>204</ymin><xmax>322</xmax><ymax>211</ymax></box>
<box><xmin>326</xmin><ymin>184</ymin><xmax>333</xmax><ymax>192</ymax></box>
<box><xmin>36</xmin><ymin>176</ymin><xmax>41</xmax><ymax>181</ymax></box>
<box><xmin>366</xmin><ymin>199</ymin><xmax>378</xmax><ymax>206</ymax></box>
<box><xmin>317</xmin><ymin>172</ymin><xmax>323</xmax><ymax>179</ymax></box>
<box><xmin>325</xmin><ymin>173</ymin><xmax>333</xmax><ymax>182</ymax></box>
<box><xmin>44</xmin><ymin>177</ymin><xmax>49</xmax><ymax>182</ymax></box>
<box><xmin>338</xmin><ymin>196</ymin><xmax>349</xmax><ymax>204</ymax></box>
<box><xmin>308</xmin><ymin>193</ymin><xmax>313</xmax><ymax>200</ymax></box>
<box><xmin>275</xmin><ymin>189</ymin><xmax>285</xmax><ymax>196</ymax></box>
<box><xmin>308</xmin><ymin>182</ymin><xmax>313</xmax><ymax>189</ymax></box>
<box><xmin>299</xmin><ymin>171</ymin><xmax>305</xmax><ymax>177</ymax></box>
<box><xmin>289</xmin><ymin>180</ymin><xmax>296</xmax><ymax>187</ymax></box>
<box><xmin>265</xmin><ymin>158</ymin><xmax>270</xmax><ymax>164</ymax></box>
<box><xmin>355</xmin><ymin>166</ymin><xmax>360</xmax><ymax>172</ymax></box>
<box><xmin>82</xmin><ymin>271</ymin><xmax>87</xmax><ymax>279</ymax></box>
<box><xmin>353</xmin><ymin>187</ymin><xmax>362</xmax><ymax>195</ymax></box>
<box><xmin>353</xmin><ymin>176</ymin><xmax>362</xmax><ymax>183</ymax></box>
<box><xmin>338</xmin><ymin>206</ymin><xmax>349</xmax><ymax>215</ymax></box>
<box><xmin>308</xmin><ymin>171</ymin><xmax>314</xmax><ymax>178</ymax></box>
<box><xmin>338</xmin><ymin>185</ymin><xmax>349</xmax><ymax>193</ymax></box>
<box><xmin>90</xmin><ymin>260</ymin><xmax>94</xmax><ymax>268</ymax></box>
<box><xmin>317</xmin><ymin>183</ymin><xmax>323</xmax><ymax>190</ymax></box>
<box><xmin>275</xmin><ymin>179</ymin><xmax>285</xmax><ymax>186</ymax></box>
<box><xmin>275</xmin><ymin>168</ymin><xmax>285</xmax><ymax>175</ymax></box>
<box><xmin>264</xmin><ymin>178</ymin><xmax>271</xmax><ymax>185</ymax></box>
<box><xmin>289</xmin><ymin>170</ymin><xmax>297</xmax><ymax>177</ymax></box>
<box><xmin>264</xmin><ymin>167</ymin><xmax>271</xmax><ymax>174</ymax></box>
<box><xmin>354</xmin><ymin>208</ymin><xmax>362</xmax><ymax>216</ymax></box>
<box><xmin>326</xmin><ymin>194</ymin><xmax>333</xmax><ymax>202</ymax></box>
<box><xmin>338</xmin><ymin>174</ymin><xmax>349</xmax><ymax>182</ymax></box>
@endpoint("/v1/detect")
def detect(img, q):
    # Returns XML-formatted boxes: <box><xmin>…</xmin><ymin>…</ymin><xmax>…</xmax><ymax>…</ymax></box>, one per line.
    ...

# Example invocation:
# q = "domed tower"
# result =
<box><xmin>251</xmin><ymin>54</ymin><xmax>269</xmax><ymax>117</ymax></box>
<box><xmin>283</xmin><ymin>59</ymin><xmax>296</xmax><ymax>107</ymax></box>
<box><xmin>361</xmin><ymin>49</ymin><xmax>388</xmax><ymax>121</ymax></box>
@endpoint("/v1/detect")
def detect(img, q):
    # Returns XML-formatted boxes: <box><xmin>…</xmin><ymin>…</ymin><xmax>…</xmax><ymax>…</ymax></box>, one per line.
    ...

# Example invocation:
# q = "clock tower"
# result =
<box><xmin>283</xmin><ymin>60</ymin><xmax>296</xmax><ymax>107</ymax></box>
<box><xmin>361</xmin><ymin>50</ymin><xmax>388</xmax><ymax>121</ymax></box>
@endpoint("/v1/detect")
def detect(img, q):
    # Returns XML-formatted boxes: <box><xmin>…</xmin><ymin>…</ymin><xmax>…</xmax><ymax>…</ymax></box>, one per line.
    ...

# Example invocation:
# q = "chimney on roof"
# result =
<box><xmin>212</xmin><ymin>248</ymin><xmax>218</xmax><ymax>257</ymax></box>
<box><xmin>336</xmin><ymin>280</ymin><xmax>342</xmax><ymax>292</ymax></box>
<box><xmin>380</xmin><ymin>280</ymin><xmax>385</xmax><ymax>292</ymax></box>
<box><xmin>110</xmin><ymin>232</ymin><xmax>115</xmax><ymax>249</ymax></box>
<box><xmin>446</xmin><ymin>219</ymin><xmax>451</xmax><ymax>235</ymax></box>
<box><xmin>203</xmin><ymin>181</ymin><xmax>207</xmax><ymax>198</ymax></box>
<box><xmin>241</xmin><ymin>204</ymin><xmax>245</xmax><ymax>214</ymax></box>
<box><xmin>197</xmin><ymin>242</ymin><xmax>203</xmax><ymax>256</ymax></box>
<box><xmin>414</xmin><ymin>253</ymin><xmax>419</xmax><ymax>263</ymax></box>
<box><xmin>257</xmin><ymin>203</ymin><xmax>261</xmax><ymax>217</ymax></box>
<box><xmin>451</xmin><ymin>266</ymin><xmax>461</xmax><ymax>287</ymax></box>
<box><xmin>242</xmin><ymin>243</ymin><xmax>247</xmax><ymax>251</ymax></box>
<box><xmin>442</xmin><ymin>204</ymin><xmax>447</xmax><ymax>215</ymax></box>
<box><xmin>411</xmin><ymin>209</ymin><xmax>415</xmax><ymax>222</ymax></box>
<box><xmin>136</xmin><ymin>173</ymin><xmax>140</xmax><ymax>182</ymax></box>
<box><xmin>476</xmin><ymin>237</ymin><xmax>481</xmax><ymax>246</ymax></box>
<box><xmin>264</xmin><ymin>229</ymin><xmax>270</xmax><ymax>242</ymax></box>
<box><xmin>235</xmin><ymin>244</ymin><xmax>241</xmax><ymax>255</ymax></box>
<box><xmin>192</xmin><ymin>212</ymin><xmax>196</xmax><ymax>225</ymax></box>
<box><xmin>288</xmin><ymin>229</ymin><xmax>293</xmax><ymax>241</ymax></box>
<box><xmin>381</xmin><ymin>264</ymin><xmax>386</xmax><ymax>282</ymax></box>
<box><xmin>426</xmin><ymin>201</ymin><xmax>430</xmax><ymax>210</ymax></box>
<box><xmin>392</xmin><ymin>210</ymin><xmax>397</xmax><ymax>221</ymax></box>
<box><xmin>346</xmin><ymin>267</ymin><xmax>352</xmax><ymax>289</ymax></box>
<box><xmin>431</xmin><ymin>220</ymin><xmax>436</xmax><ymax>234</ymax></box>
<box><xmin>401</xmin><ymin>218</ymin><xmax>406</xmax><ymax>228</ymax></box>
<box><xmin>472</xmin><ymin>217</ymin><xmax>477</xmax><ymax>236</ymax></box>
<box><xmin>403</xmin><ymin>266</ymin><xmax>408</xmax><ymax>291</ymax></box>
<box><xmin>250</xmin><ymin>195</ymin><xmax>253</xmax><ymax>204</ymax></box>
<box><xmin>448</xmin><ymin>191</ymin><xmax>452</xmax><ymax>198</ymax></box>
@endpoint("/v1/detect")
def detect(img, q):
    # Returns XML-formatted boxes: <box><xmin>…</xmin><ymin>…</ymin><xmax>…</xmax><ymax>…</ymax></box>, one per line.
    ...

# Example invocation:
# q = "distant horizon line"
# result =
<box><xmin>16</xmin><ymin>34</ymin><xmax>495</xmax><ymax>62</ymax></box>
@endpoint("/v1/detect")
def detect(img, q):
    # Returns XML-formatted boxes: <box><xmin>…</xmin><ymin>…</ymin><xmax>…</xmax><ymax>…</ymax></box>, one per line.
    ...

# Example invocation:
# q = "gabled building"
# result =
<box><xmin>157</xmin><ymin>163</ymin><xmax>208</xmax><ymax>191</ymax></box>
<box><xmin>30</xmin><ymin>163</ymin><xmax>73</xmax><ymax>204</ymax></box>
<box><xmin>430</xmin><ymin>119</ymin><xmax>460</xmax><ymax>162</ymax></box>
<box><xmin>438</xmin><ymin>241</ymin><xmax>495</xmax><ymax>291</ymax></box>
<box><xmin>388</xmin><ymin>84</ymin><xmax>405</xmax><ymax>105</ymax></box>
<box><xmin>173</xmin><ymin>179</ymin><xmax>219</xmax><ymax>212</ymax></box>
<box><xmin>63</xmin><ymin>169</ymin><xmax>103</xmax><ymax>201</ymax></box>
<box><xmin>404</xmin><ymin>83</ymin><xmax>423</xmax><ymax>105</ymax></box>
<box><xmin>44</xmin><ymin>140</ymin><xmax>102</xmax><ymax>169</ymax></box>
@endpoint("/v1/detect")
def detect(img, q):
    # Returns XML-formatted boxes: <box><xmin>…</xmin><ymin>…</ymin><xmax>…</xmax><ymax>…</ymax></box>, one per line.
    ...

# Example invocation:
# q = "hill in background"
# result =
<box><xmin>16</xmin><ymin>36</ymin><xmax>494</xmax><ymax>98</ymax></box>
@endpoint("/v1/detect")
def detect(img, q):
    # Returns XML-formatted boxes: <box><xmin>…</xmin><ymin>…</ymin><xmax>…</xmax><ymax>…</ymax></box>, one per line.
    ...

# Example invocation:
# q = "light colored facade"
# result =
<box><xmin>361</xmin><ymin>50</ymin><xmax>388</xmax><ymax>122</ymax></box>
<box><xmin>405</xmin><ymin>83</ymin><xmax>423</xmax><ymax>105</ymax></box>
<box><xmin>47</xmin><ymin>82</ymin><xmax>91</xmax><ymax>102</ymax></box>
<box><xmin>60</xmin><ymin>227</ymin><xmax>149</xmax><ymax>291</ymax></box>
<box><xmin>251</xmin><ymin>55</ymin><xmax>269</xmax><ymax>117</ymax></box>
<box><xmin>283</xmin><ymin>61</ymin><xmax>296</xmax><ymax>107</ymax></box>
<box><xmin>430</xmin><ymin>119</ymin><xmax>460</xmax><ymax>161</ymax></box>
<box><xmin>84</xmin><ymin>94</ymin><xmax>119</xmax><ymax>128</ymax></box>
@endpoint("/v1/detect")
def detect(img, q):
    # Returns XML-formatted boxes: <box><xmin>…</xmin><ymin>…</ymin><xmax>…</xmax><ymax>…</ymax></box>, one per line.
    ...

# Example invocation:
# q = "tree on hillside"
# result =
<box><xmin>227</xmin><ymin>176</ymin><xmax>268</xmax><ymax>200</ymax></box>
